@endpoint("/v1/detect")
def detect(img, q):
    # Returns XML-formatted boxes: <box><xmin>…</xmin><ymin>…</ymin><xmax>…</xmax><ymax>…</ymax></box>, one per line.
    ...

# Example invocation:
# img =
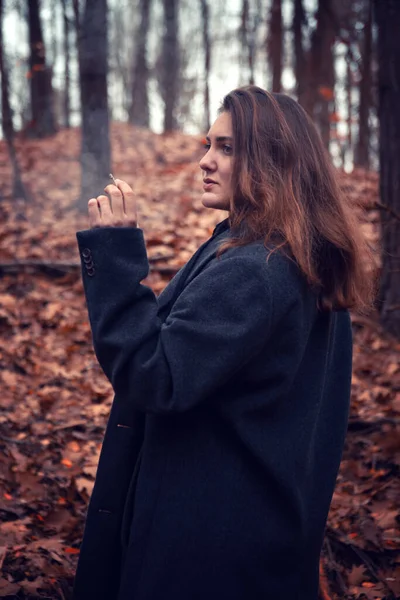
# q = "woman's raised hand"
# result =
<box><xmin>88</xmin><ymin>178</ymin><xmax>138</xmax><ymax>229</ymax></box>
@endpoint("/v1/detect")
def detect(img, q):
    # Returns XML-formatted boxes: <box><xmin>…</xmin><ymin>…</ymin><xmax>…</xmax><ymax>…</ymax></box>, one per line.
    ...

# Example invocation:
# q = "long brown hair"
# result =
<box><xmin>216</xmin><ymin>85</ymin><xmax>378</xmax><ymax>315</ymax></box>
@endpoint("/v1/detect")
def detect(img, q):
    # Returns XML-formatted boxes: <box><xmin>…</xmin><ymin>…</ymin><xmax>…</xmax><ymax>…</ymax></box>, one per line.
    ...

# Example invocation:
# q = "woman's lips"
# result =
<box><xmin>203</xmin><ymin>181</ymin><xmax>217</xmax><ymax>190</ymax></box>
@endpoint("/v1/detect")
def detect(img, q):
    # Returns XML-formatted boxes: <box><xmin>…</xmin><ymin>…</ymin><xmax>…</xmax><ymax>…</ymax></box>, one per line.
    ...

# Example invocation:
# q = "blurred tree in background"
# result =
<box><xmin>160</xmin><ymin>0</ymin><xmax>180</xmax><ymax>132</ymax></box>
<box><xmin>267</xmin><ymin>0</ymin><xmax>282</xmax><ymax>92</ymax></box>
<box><xmin>0</xmin><ymin>0</ymin><xmax>27</xmax><ymax>199</ymax></box>
<box><xmin>128</xmin><ymin>0</ymin><xmax>152</xmax><ymax>127</ymax></box>
<box><xmin>60</xmin><ymin>0</ymin><xmax>71</xmax><ymax>128</ymax></box>
<box><xmin>374</xmin><ymin>0</ymin><xmax>400</xmax><ymax>338</ymax></box>
<box><xmin>199</xmin><ymin>0</ymin><xmax>211</xmax><ymax>131</ymax></box>
<box><xmin>74</xmin><ymin>0</ymin><xmax>111</xmax><ymax>210</ymax></box>
<box><xmin>27</xmin><ymin>0</ymin><xmax>57</xmax><ymax>137</ymax></box>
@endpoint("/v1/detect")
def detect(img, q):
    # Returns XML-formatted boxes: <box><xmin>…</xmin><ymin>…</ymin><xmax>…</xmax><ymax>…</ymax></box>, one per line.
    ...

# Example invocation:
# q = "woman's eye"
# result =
<box><xmin>203</xmin><ymin>143</ymin><xmax>211</xmax><ymax>151</ymax></box>
<box><xmin>223</xmin><ymin>145</ymin><xmax>233</xmax><ymax>155</ymax></box>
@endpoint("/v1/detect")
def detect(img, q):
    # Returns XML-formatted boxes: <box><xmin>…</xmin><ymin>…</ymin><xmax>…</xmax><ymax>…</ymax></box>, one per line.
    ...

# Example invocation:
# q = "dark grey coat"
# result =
<box><xmin>73</xmin><ymin>218</ymin><xmax>352</xmax><ymax>600</ymax></box>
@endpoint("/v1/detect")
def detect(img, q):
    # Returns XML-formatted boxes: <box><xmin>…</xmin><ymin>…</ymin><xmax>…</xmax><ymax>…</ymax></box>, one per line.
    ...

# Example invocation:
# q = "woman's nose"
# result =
<box><xmin>199</xmin><ymin>149</ymin><xmax>216</xmax><ymax>172</ymax></box>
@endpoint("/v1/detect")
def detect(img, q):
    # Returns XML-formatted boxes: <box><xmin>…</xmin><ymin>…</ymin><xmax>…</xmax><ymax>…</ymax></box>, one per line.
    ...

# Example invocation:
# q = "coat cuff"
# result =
<box><xmin>76</xmin><ymin>226</ymin><xmax>148</xmax><ymax>279</ymax></box>
<box><xmin>76</xmin><ymin>227</ymin><xmax>150</xmax><ymax>325</ymax></box>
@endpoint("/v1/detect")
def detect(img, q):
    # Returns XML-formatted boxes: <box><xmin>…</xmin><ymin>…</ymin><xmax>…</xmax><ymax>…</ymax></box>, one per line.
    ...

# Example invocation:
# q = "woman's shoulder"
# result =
<box><xmin>213</xmin><ymin>238</ymin><xmax>319</xmax><ymax>313</ymax></box>
<box><xmin>216</xmin><ymin>238</ymin><xmax>304</xmax><ymax>284</ymax></box>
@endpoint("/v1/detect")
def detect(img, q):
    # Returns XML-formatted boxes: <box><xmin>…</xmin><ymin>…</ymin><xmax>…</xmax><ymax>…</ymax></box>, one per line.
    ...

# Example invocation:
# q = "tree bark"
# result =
<box><xmin>60</xmin><ymin>0</ymin><xmax>71</xmax><ymax>129</ymax></box>
<box><xmin>239</xmin><ymin>0</ymin><xmax>249</xmax><ymax>84</ymax></box>
<box><xmin>354</xmin><ymin>0</ymin><xmax>372</xmax><ymax>169</ymax></box>
<box><xmin>293</xmin><ymin>0</ymin><xmax>306</xmax><ymax>107</ymax></box>
<box><xmin>27</xmin><ymin>0</ymin><xmax>57</xmax><ymax>137</ymax></box>
<box><xmin>76</xmin><ymin>0</ymin><xmax>111</xmax><ymax>212</ymax></box>
<box><xmin>305</xmin><ymin>0</ymin><xmax>336</xmax><ymax>149</ymax></box>
<box><xmin>72</xmin><ymin>0</ymin><xmax>80</xmax><ymax>31</ymax></box>
<box><xmin>374</xmin><ymin>0</ymin><xmax>400</xmax><ymax>337</ymax></box>
<box><xmin>128</xmin><ymin>0</ymin><xmax>151</xmax><ymax>127</ymax></box>
<box><xmin>50</xmin><ymin>0</ymin><xmax>58</xmax><ymax>64</ymax></box>
<box><xmin>200</xmin><ymin>0</ymin><xmax>210</xmax><ymax>131</ymax></box>
<box><xmin>162</xmin><ymin>0</ymin><xmax>179</xmax><ymax>132</ymax></box>
<box><xmin>0</xmin><ymin>0</ymin><xmax>28</xmax><ymax>201</ymax></box>
<box><xmin>249</xmin><ymin>0</ymin><xmax>262</xmax><ymax>86</ymax></box>
<box><xmin>267</xmin><ymin>0</ymin><xmax>282</xmax><ymax>93</ymax></box>
<box><xmin>346</xmin><ymin>44</ymin><xmax>353</xmax><ymax>166</ymax></box>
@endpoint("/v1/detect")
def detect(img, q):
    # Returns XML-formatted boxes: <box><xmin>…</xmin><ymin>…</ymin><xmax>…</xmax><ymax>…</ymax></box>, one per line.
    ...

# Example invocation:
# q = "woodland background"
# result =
<box><xmin>0</xmin><ymin>0</ymin><xmax>399</xmax><ymax>598</ymax></box>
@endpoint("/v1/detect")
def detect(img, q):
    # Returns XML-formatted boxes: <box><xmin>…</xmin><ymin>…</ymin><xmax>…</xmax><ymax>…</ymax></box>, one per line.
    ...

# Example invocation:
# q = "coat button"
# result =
<box><xmin>82</xmin><ymin>248</ymin><xmax>91</xmax><ymax>258</ymax></box>
<box><xmin>87</xmin><ymin>268</ymin><xmax>95</xmax><ymax>276</ymax></box>
<box><xmin>85</xmin><ymin>260</ymin><xmax>94</xmax><ymax>269</ymax></box>
<box><xmin>83</xmin><ymin>255</ymin><xmax>92</xmax><ymax>264</ymax></box>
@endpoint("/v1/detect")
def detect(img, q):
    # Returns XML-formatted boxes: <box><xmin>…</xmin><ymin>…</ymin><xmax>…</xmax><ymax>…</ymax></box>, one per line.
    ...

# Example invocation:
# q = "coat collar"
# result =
<box><xmin>212</xmin><ymin>217</ymin><xmax>230</xmax><ymax>237</ymax></box>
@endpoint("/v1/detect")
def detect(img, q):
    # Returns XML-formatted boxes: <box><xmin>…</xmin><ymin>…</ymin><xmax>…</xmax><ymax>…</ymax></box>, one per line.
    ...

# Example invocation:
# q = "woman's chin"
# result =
<box><xmin>201</xmin><ymin>192</ymin><xmax>228</xmax><ymax>210</ymax></box>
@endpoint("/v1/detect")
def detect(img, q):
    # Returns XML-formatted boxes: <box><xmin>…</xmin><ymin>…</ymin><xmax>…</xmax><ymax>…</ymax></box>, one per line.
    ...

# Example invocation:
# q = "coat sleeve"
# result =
<box><xmin>76</xmin><ymin>226</ymin><xmax>273</xmax><ymax>414</ymax></box>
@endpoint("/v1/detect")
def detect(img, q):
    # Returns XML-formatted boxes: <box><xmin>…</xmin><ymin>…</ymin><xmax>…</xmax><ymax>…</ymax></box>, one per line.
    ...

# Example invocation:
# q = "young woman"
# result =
<box><xmin>73</xmin><ymin>86</ymin><xmax>377</xmax><ymax>600</ymax></box>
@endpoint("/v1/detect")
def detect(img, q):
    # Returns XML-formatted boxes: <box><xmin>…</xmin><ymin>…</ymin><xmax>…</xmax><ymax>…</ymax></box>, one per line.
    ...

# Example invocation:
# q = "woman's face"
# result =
<box><xmin>199</xmin><ymin>111</ymin><xmax>233</xmax><ymax>211</ymax></box>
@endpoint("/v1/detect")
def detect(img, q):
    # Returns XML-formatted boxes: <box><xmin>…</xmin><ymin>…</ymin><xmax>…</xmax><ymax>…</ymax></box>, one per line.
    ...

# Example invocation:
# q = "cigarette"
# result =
<box><xmin>109</xmin><ymin>173</ymin><xmax>118</xmax><ymax>186</ymax></box>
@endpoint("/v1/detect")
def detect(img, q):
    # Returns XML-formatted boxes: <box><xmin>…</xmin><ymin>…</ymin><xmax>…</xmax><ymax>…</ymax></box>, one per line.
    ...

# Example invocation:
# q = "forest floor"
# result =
<box><xmin>0</xmin><ymin>123</ymin><xmax>399</xmax><ymax>600</ymax></box>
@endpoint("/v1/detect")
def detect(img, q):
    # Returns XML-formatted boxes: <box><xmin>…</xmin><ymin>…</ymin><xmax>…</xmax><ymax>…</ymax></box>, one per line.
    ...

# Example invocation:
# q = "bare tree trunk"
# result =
<box><xmin>0</xmin><ymin>0</ymin><xmax>28</xmax><ymax>201</ymax></box>
<box><xmin>238</xmin><ymin>0</ymin><xmax>262</xmax><ymax>86</ymax></box>
<box><xmin>72</xmin><ymin>0</ymin><xmax>80</xmax><ymax>30</ymax></box>
<box><xmin>162</xmin><ymin>0</ymin><xmax>179</xmax><ymax>132</ymax></box>
<box><xmin>60</xmin><ymin>0</ymin><xmax>71</xmax><ymax>128</ymax></box>
<box><xmin>354</xmin><ymin>0</ymin><xmax>372</xmax><ymax>169</ymax></box>
<box><xmin>76</xmin><ymin>0</ymin><xmax>111</xmax><ymax>211</ymax></box>
<box><xmin>239</xmin><ymin>0</ymin><xmax>250</xmax><ymax>84</ymax></box>
<box><xmin>267</xmin><ymin>0</ymin><xmax>282</xmax><ymax>93</ymax></box>
<box><xmin>374</xmin><ymin>0</ymin><xmax>400</xmax><ymax>338</ymax></box>
<box><xmin>303</xmin><ymin>1</ymin><xmax>333</xmax><ymax>120</ymax></box>
<box><xmin>346</xmin><ymin>45</ymin><xmax>353</xmax><ymax>166</ymax></box>
<box><xmin>27</xmin><ymin>0</ymin><xmax>57</xmax><ymax>137</ymax></box>
<box><xmin>249</xmin><ymin>0</ymin><xmax>262</xmax><ymax>86</ymax></box>
<box><xmin>50</xmin><ymin>0</ymin><xmax>58</xmax><ymax>64</ymax></box>
<box><xmin>293</xmin><ymin>0</ymin><xmax>306</xmax><ymax>107</ymax></box>
<box><xmin>128</xmin><ymin>0</ymin><xmax>151</xmax><ymax>127</ymax></box>
<box><xmin>200</xmin><ymin>0</ymin><xmax>210</xmax><ymax>131</ymax></box>
<box><xmin>305</xmin><ymin>0</ymin><xmax>335</xmax><ymax>149</ymax></box>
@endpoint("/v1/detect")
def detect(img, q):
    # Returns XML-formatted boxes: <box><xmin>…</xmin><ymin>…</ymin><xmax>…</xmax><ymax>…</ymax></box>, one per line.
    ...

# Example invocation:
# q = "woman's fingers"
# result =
<box><xmin>87</xmin><ymin>179</ymin><xmax>138</xmax><ymax>229</ymax></box>
<box><xmin>104</xmin><ymin>184</ymin><xmax>124</xmax><ymax>224</ymax></box>
<box><xmin>88</xmin><ymin>198</ymin><xmax>101</xmax><ymax>228</ymax></box>
<box><xmin>97</xmin><ymin>194</ymin><xmax>114</xmax><ymax>225</ymax></box>
<box><xmin>115</xmin><ymin>179</ymin><xmax>138</xmax><ymax>226</ymax></box>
